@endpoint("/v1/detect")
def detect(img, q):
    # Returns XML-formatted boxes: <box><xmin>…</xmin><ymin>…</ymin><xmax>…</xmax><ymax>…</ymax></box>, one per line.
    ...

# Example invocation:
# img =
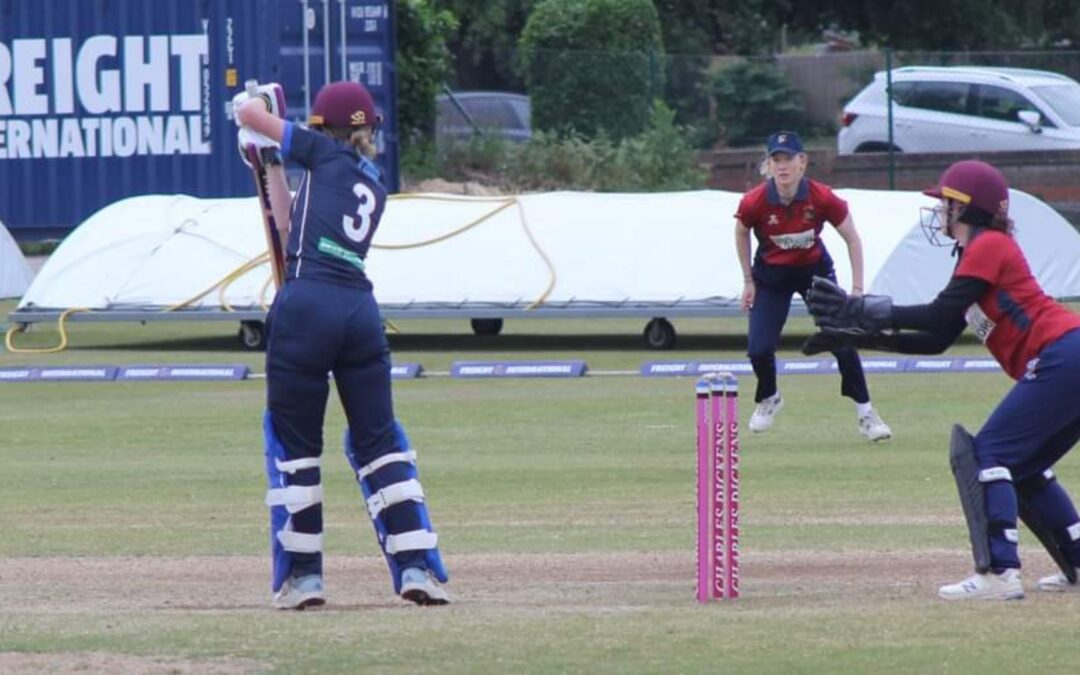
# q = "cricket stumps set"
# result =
<box><xmin>696</xmin><ymin>373</ymin><xmax>740</xmax><ymax>601</ymax></box>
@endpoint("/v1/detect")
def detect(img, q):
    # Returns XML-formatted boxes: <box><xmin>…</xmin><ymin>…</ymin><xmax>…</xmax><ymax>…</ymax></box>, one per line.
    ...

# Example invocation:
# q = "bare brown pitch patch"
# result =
<box><xmin>2</xmin><ymin>548</ymin><xmax>1064</xmax><ymax>612</ymax></box>
<box><xmin>0</xmin><ymin>651</ymin><xmax>262</xmax><ymax>674</ymax></box>
<box><xmin>1</xmin><ymin>548</ymin><xmax>1072</xmax><ymax>672</ymax></box>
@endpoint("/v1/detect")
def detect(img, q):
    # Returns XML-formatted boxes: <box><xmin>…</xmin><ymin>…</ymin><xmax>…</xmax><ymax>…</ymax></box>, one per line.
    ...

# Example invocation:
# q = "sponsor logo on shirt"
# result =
<box><xmin>768</xmin><ymin>229</ymin><xmax>815</xmax><ymax>250</ymax></box>
<box><xmin>317</xmin><ymin>236</ymin><xmax>366</xmax><ymax>270</ymax></box>
<box><xmin>965</xmin><ymin>304</ymin><xmax>995</xmax><ymax>343</ymax></box>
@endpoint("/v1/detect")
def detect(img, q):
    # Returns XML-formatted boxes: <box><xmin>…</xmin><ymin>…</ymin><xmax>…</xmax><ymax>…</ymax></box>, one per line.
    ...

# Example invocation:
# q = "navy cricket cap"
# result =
<box><xmin>766</xmin><ymin>131</ymin><xmax>804</xmax><ymax>156</ymax></box>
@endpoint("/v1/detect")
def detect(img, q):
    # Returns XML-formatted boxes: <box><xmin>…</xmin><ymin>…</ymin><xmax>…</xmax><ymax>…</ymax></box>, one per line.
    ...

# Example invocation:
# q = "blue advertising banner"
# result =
<box><xmin>117</xmin><ymin>364</ymin><xmax>250</xmax><ymax>380</ymax></box>
<box><xmin>451</xmin><ymin>361</ymin><xmax>588</xmax><ymax>378</ymax></box>
<box><xmin>641</xmin><ymin>357</ymin><xmax>1005</xmax><ymax>377</ymax></box>
<box><xmin>390</xmin><ymin>363</ymin><xmax>423</xmax><ymax>379</ymax></box>
<box><xmin>0</xmin><ymin>0</ymin><xmax>398</xmax><ymax>237</ymax></box>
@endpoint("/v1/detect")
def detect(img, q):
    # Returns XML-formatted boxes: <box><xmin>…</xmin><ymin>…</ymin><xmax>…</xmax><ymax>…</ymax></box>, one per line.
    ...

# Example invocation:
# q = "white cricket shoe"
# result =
<box><xmin>858</xmin><ymin>409</ymin><xmax>892</xmax><ymax>442</ymax></box>
<box><xmin>273</xmin><ymin>574</ymin><xmax>326</xmax><ymax>610</ymax></box>
<box><xmin>748</xmin><ymin>393</ymin><xmax>783</xmax><ymax>433</ymax></box>
<box><xmin>938</xmin><ymin>569</ymin><xmax>1024</xmax><ymax>601</ymax></box>
<box><xmin>1037</xmin><ymin>569</ymin><xmax>1080</xmax><ymax>592</ymax></box>
<box><xmin>401</xmin><ymin>567</ymin><xmax>450</xmax><ymax>606</ymax></box>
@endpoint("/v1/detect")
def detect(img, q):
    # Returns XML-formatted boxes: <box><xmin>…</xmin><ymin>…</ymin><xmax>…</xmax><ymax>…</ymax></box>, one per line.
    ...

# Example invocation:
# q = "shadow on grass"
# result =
<box><xmin>73</xmin><ymin>335</ymin><xmax>244</xmax><ymax>352</ymax></box>
<box><xmin>56</xmin><ymin>329</ymin><xmax>986</xmax><ymax>354</ymax></box>
<box><xmin>67</xmin><ymin>331</ymin><xmax>763</xmax><ymax>353</ymax></box>
<box><xmin>385</xmin><ymin>332</ymin><xmax>762</xmax><ymax>352</ymax></box>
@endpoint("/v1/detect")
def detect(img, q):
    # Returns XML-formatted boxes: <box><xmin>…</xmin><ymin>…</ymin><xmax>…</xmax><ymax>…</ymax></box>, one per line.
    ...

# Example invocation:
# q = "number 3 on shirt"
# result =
<box><xmin>342</xmin><ymin>181</ymin><xmax>377</xmax><ymax>243</ymax></box>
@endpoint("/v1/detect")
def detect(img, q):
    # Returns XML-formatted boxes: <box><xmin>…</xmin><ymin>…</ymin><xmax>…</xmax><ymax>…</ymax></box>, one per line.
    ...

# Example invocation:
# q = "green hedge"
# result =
<box><xmin>709</xmin><ymin>59</ymin><xmax>808</xmax><ymax>147</ymax></box>
<box><xmin>518</xmin><ymin>0</ymin><xmax>664</xmax><ymax>141</ymax></box>
<box><xmin>437</xmin><ymin>101</ymin><xmax>705</xmax><ymax>192</ymax></box>
<box><xmin>396</xmin><ymin>0</ymin><xmax>458</xmax><ymax>144</ymax></box>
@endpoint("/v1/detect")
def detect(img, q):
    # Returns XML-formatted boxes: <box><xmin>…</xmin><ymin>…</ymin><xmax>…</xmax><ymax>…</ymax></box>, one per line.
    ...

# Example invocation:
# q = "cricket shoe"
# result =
<box><xmin>273</xmin><ymin>574</ymin><xmax>326</xmax><ymax>610</ymax></box>
<box><xmin>400</xmin><ymin>567</ymin><xmax>450</xmax><ymax>606</ymax></box>
<box><xmin>938</xmin><ymin>569</ymin><xmax>1024</xmax><ymax>601</ymax></box>
<box><xmin>1037</xmin><ymin>569</ymin><xmax>1080</xmax><ymax>592</ymax></box>
<box><xmin>858</xmin><ymin>409</ymin><xmax>892</xmax><ymax>442</ymax></box>
<box><xmin>748</xmin><ymin>393</ymin><xmax>783</xmax><ymax>433</ymax></box>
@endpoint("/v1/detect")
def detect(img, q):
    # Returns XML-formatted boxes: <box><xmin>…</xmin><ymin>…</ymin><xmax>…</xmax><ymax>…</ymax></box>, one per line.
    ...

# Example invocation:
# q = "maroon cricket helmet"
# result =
<box><xmin>923</xmin><ymin>160</ymin><xmax>1009</xmax><ymax>217</ymax></box>
<box><xmin>308</xmin><ymin>81</ymin><xmax>381</xmax><ymax>129</ymax></box>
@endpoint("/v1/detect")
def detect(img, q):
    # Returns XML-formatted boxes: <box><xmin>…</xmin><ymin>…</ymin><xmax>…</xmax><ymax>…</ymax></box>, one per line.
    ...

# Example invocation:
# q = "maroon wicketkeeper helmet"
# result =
<box><xmin>924</xmin><ymin>160</ymin><xmax>1009</xmax><ymax>218</ymax></box>
<box><xmin>308</xmin><ymin>81</ymin><xmax>382</xmax><ymax>129</ymax></box>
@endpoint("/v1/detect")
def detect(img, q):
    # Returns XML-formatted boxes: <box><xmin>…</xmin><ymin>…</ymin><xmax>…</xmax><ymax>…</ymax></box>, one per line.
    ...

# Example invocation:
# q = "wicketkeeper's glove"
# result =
<box><xmin>806</xmin><ymin>276</ymin><xmax>894</xmax><ymax>334</ymax></box>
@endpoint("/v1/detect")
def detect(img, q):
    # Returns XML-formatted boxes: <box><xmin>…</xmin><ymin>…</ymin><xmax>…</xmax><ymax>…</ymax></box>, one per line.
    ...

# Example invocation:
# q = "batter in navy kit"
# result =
<box><xmin>235</xmin><ymin>81</ymin><xmax>449</xmax><ymax>609</ymax></box>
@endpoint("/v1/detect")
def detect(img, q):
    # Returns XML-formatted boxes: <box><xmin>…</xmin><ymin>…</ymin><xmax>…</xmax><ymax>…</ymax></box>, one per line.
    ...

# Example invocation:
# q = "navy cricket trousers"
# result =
<box><xmin>747</xmin><ymin>256</ymin><xmax>869</xmax><ymax>404</ymax></box>
<box><xmin>265</xmin><ymin>278</ymin><xmax>422</xmax><ymax>574</ymax></box>
<box><xmin>975</xmin><ymin>329</ymin><xmax>1080</xmax><ymax>569</ymax></box>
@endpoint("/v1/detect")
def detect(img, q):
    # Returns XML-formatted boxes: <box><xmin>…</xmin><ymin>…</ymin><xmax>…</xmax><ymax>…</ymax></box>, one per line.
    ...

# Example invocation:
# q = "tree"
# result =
<box><xmin>519</xmin><ymin>0</ymin><xmax>665</xmax><ymax>140</ymax></box>
<box><xmin>433</xmin><ymin>0</ymin><xmax>537</xmax><ymax>90</ymax></box>
<box><xmin>396</xmin><ymin>0</ymin><xmax>458</xmax><ymax>143</ymax></box>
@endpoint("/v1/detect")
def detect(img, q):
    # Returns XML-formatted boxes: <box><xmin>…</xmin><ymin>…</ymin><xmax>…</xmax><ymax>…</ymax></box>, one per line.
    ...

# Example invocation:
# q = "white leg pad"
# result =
<box><xmin>357</xmin><ymin>450</ymin><xmax>417</xmax><ymax>480</ymax></box>
<box><xmin>278</xmin><ymin>528</ymin><xmax>323</xmax><ymax>553</ymax></box>
<box><xmin>1067</xmin><ymin>523</ymin><xmax>1080</xmax><ymax>541</ymax></box>
<box><xmin>979</xmin><ymin>467</ymin><xmax>1013</xmax><ymax>483</ymax></box>
<box><xmin>266</xmin><ymin>485</ymin><xmax>323</xmax><ymax>514</ymax></box>
<box><xmin>276</xmin><ymin>457</ymin><xmax>322</xmax><ymax>474</ymax></box>
<box><xmin>385</xmin><ymin>530</ymin><xmax>438</xmax><ymax>555</ymax></box>
<box><xmin>366</xmin><ymin>479</ymin><xmax>425</xmax><ymax>519</ymax></box>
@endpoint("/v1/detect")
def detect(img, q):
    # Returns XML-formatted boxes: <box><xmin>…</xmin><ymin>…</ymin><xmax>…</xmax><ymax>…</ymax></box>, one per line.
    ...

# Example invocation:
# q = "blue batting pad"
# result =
<box><xmin>344</xmin><ymin>420</ymin><xmax>448</xmax><ymax>593</ymax></box>
<box><xmin>264</xmin><ymin>411</ymin><xmax>324</xmax><ymax>592</ymax></box>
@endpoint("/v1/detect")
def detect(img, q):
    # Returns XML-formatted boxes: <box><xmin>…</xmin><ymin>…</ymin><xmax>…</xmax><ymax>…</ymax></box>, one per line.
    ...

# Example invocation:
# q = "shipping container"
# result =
<box><xmin>0</xmin><ymin>0</ymin><xmax>399</xmax><ymax>239</ymax></box>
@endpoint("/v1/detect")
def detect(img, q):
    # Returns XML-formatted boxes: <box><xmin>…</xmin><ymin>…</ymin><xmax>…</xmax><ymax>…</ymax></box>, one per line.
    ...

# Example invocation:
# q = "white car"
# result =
<box><xmin>838</xmin><ymin>66</ymin><xmax>1080</xmax><ymax>154</ymax></box>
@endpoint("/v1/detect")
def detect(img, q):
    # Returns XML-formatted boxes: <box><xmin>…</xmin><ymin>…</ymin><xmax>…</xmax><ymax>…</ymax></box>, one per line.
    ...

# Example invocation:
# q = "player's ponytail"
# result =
<box><xmin>349</xmin><ymin>127</ymin><xmax>377</xmax><ymax>159</ymax></box>
<box><xmin>960</xmin><ymin>204</ymin><xmax>1015</xmax><ymax>236</ymax></box>
<box><xmin>318</xmin><ymin>125</ymin><xmax>378</xmax><ymax>159</ymax></box>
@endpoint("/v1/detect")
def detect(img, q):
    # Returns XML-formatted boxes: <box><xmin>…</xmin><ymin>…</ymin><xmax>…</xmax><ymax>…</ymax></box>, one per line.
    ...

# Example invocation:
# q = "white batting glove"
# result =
<box><xmin>237</xmin><ymin>126</ymin><xmax>281</xmax><ymax>169</ymax></box>
<box><xmin>230</xmin><ymin>81</ymin><xmax>286</xmax><ymax>127</ymax></box>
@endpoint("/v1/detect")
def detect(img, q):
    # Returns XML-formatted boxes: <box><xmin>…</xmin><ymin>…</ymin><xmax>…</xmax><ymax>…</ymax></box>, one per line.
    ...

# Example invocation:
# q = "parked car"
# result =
<box><xmin>435</xmin><ymin>91</ymin><xmax>532</xmax><ymax>145</ymax></box>
<box><xmin>838</xmin><ymin>66</ymin><xmax>1080</xmax><ymax>154</ymax></box>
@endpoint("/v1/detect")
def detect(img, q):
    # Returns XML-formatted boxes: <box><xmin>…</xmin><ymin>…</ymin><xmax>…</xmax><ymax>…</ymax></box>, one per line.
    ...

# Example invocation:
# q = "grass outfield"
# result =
<box><xmin>3</xmin><ymin>302</ymin><xmax>1080</xmax><ymax>673</ymax></box>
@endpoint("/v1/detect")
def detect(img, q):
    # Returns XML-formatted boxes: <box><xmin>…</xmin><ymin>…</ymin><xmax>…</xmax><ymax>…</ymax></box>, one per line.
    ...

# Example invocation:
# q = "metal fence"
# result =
<box><xmin>436</xmin><ymin>48</ymin><xmax>1080</xmax><ymax>154</ymax></box>
<box><xmin>431</xmin><ymin>49</ymin><xmax>1080</xmax><ymax>220</ymax></box>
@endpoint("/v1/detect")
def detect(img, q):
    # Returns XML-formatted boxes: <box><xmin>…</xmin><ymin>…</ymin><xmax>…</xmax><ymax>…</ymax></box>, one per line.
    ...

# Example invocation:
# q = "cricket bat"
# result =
<box><xmin>242</xmin><ymin>79</ymin><xmax>288</xmax><ymax>290</ymax></box>
<box><xmin>246</xmin><ymin>144</ymin><xmax>287</xmax><ymax>290</ymax></box>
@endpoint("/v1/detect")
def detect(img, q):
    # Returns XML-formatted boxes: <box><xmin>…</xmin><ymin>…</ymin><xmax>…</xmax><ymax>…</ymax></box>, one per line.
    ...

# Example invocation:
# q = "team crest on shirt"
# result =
<box><xmin>803</xmin><ymin>207</ymin><xmax>816</xmax><ymax>222</ymax></box>
<box><xmin>767</xmin><ymin>214</ymin><xmax>780</xmax><ymax>226</ymax></box>
<box><xmin>1024</xmin><ymin>357</ymin><xmax>1039</xmax><ymax>380</ymax></box>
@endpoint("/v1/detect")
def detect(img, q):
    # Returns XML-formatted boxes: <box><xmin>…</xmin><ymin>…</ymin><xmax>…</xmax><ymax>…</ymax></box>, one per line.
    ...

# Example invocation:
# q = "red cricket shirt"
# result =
<box><xmin>956</xmin><ymin>229</ymin><xmax>1080</xmax><ymax>380</ymax></box>
<box><xmin>735</xmin><ymin>178</ymin><xmax>849</xmax><ymax>266</ymax></box>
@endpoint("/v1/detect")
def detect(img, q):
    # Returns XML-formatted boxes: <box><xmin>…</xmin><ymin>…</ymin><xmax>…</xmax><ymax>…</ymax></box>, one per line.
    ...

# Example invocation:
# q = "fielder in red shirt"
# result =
<box><xmin>735</xmin><ymin>130</ymin><xmax>891</xmax><ymax>441</ymax></box>
<box><xmin>805</xmin><ymin>159</ymin><xmax>1080</xmax><ymax>602</ymax></box>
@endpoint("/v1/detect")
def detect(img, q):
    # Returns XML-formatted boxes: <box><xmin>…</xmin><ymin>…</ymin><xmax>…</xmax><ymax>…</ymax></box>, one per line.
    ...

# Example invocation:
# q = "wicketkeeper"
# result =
<box><xmin>804</xmin><ymin>159</ymin><xmax>1080</xmax><ymax>600</ymax></box>
<box><xmin>234</xmin><ymin>81</ymin><xmax>450</xmax><ymax>609</ymax></box>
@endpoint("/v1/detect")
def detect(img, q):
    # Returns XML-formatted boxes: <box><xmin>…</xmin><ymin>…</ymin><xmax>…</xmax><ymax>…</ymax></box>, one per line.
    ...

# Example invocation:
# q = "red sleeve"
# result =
<box><xmin>734</xmin><ymin>192</ymin><xmax>758</xmax><ymax>228</ymax></box>
<box><xmin>954</xmin><ymin>231</ymin><xmax>1008</xmax><ymax>284</ymax></box>
<box><xmin>817</xmin><ymin>183</ymin><xmax>849</xmax><ymax>226</ymax></box>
